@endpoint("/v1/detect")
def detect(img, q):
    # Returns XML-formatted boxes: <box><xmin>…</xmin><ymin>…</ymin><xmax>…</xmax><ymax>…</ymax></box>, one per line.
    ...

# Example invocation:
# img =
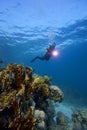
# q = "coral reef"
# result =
<box><xmin>0</xmin><ymin>63</ymin><xmax>87</xmax><ymax>130</ymax></box>
<box><xmin>0</xmin><ymin>63</ymin><xmax>64</xmax><ymax>130</ymax></box>
<box><xmin>72</xmin><ymin>109</ymin><xmax>87</xmax><ymax>130</ymax></box>
<box><xmin>55</xmin><ymin>109</ymin><xmax>87</xmax><ymax>130</ymax></box>
<box><xmin>34</xmin><ymin>109</ymin><xmax>46</xmax><ymax>130</ymax></box>
<box><xmin>9</xmin><ymin>107</ymin><xmax>36</xmax><ymax>130</ymax></box>
<box><xmin>48</xmin><ymin>85</ymin><xmax>64</xmax><ymax>102</ymax></box>
<box><xmin>56</xmin><ymin>111</ymin><xmax>72</xmax><ymax>130</ymax></box>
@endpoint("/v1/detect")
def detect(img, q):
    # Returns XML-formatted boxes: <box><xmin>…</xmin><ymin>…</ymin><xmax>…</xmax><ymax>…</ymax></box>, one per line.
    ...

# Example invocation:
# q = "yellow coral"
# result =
<box><xmin>7</xmin><ymin>63</ymin><xmax>16</xmax><ymax>72</ymax></box>
<box><xmin>32</xmin><ymin>75</ymin><xmax>50</xmax><ymax>97</ymax></box>
<box><xmin>42</xmin><ymin>84</ymin><xmax>49</xmax><ymax>96</ymax></box>
<box><xmin>9</xmin><ymin>107</ymin><xmax>37</xmax><ymax>130</ymax></box>
<box><xmin>0</xmin><ymin>63</ymin><xmax>63</xmax><ymax>130</ymax></box>
<box><xmin>24</xmin><ymin>67</ymin><xmax>33</xmax><ymax>100</ymax></box>
<box><xmin>0</xmin><ymin>90</ymin><xmax>17</xmax><ymax>108</ymax></box>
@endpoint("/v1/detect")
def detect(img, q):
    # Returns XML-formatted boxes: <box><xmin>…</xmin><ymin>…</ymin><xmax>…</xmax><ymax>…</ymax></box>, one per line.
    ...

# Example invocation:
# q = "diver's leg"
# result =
<box><xmin>30</xmin><ymin>56</ymin><xmax>45</xmax><ymax>63</ymax></box>
<box><xmin>30</xmin><ymin>56</ymin><xmax>38</xmax><ymax>63</ymax></box>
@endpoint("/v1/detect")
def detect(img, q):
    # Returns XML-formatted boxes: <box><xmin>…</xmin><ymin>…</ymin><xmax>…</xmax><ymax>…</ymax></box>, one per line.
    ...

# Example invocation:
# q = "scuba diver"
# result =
<box><xmin>30</xmin><ymin>42</ymin><xmax>56</xmax><ymax>63</ymax></box>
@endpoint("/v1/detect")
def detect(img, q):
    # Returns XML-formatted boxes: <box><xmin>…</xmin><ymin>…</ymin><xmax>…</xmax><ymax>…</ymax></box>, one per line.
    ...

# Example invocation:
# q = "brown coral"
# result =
<box><xmin>9</xmin><ymin>107</ymin><xmax>36</xmax><ymax>130</ymax></box>
<box><xmin>32</xmin><ymin>74</ymin><xmax>51</xmax><ymax>97</ymax></box>
<box><xmin>0</xmin><ymin>63</ymin><xmax>64</xmax><ymax>130</ymax></box>
<box><xmin>24</xmin><ymin>67</ymin><xmax>33</xmax><ymax>100</ymax></box>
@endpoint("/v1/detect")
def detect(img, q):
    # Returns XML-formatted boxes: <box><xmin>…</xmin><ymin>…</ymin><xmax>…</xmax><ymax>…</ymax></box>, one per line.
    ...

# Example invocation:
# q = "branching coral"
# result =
<box><xmin>32</xmin><ymin>75</ymin><xmax>64</xmax><ymax>102</ymax></box>
<box><xmin>0</xmin><ymin>64</ymin><xmax>36</xmax><ymax>130</ymax></box>
<box><xmin>32</xmin><ymin>74</ymin><xmax>51</xmax><ymax>97</ymax></box>
<box><xmin>24</xmin><ymin>67</ymin><xmax>33</xmax><ymax>100</ymax></box>
<box><xmin>0</xmin><ymin>63</ymin><xmax>64</xmax><ymax>130</ymax></box>
<box><xmin>0</xmin><ymin>90</ymin><xmax>17</xmax><ymax>108</ymax></box>
<box><xmin>9</xmin><ymin>107</ymin><xmax>36</xmax><ymax>130</ymax></box>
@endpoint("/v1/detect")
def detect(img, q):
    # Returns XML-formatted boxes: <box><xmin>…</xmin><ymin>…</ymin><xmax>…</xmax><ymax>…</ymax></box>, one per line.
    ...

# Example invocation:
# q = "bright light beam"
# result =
<box><xmin>51</xmin><ymin>50</ymin><xmax>59</xmax><ymax>57</ymax></box>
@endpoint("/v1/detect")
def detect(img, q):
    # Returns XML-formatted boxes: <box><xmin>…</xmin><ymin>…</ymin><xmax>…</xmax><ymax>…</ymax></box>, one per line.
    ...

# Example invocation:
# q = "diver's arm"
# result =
<box><xmin>45</xmin><ymin>45</ymin><xmax>51</xmax><ymax>53</ymax></box>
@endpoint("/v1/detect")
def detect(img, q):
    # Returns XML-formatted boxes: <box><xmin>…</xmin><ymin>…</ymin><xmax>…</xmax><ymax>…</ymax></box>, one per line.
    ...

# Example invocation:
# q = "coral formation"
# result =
<box><xmin>9</xmin><ymin>107</ymin><xmax>36</xmax><ymax>130</ymax></box>
<box><xmin>55</xmin><ymin>109</ymin><xmax>87</xmax><ymax>130</ymax></box>
<box><xmin>72</xmin><ymin>110</ymin><xmax>87</xmax><ymax>130</ymax></box>
<box><xmin>56</xmin><ymin>111</ymin><xmax>71</xmax><ymax>130</ymax></box>
<box><xmin>48</xmin><ymin>85</ymin><xmax>64</xmax><ymax>102</ymax></box>
<box><xmin>0</xmin><ymin>63</ymin><xmax>87</xmax><ymax>130</ymax></box>
<box><xmin>34</xmin><ymin>110</ymin><xmax>46</xmax><ymax>130</ymax></box>
<box><xmin>0</xmin><ymin>63</ymin><xmax>64</xmax><ymax>130</ymax></box>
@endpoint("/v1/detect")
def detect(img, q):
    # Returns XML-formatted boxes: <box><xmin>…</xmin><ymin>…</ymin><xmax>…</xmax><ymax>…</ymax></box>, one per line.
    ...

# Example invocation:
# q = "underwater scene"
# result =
<box><xmin>0</xmin><ymin>0</ymin><xmax>87</xmax><ymax>130</ymax></box>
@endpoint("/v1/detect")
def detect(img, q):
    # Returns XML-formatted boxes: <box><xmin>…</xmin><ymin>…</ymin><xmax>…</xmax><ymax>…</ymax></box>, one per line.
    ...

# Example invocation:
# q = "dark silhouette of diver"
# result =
<box><xmin>30</xmin><ymin>42</ymin><xmax>56</xmax><ymax>63</ymax></box>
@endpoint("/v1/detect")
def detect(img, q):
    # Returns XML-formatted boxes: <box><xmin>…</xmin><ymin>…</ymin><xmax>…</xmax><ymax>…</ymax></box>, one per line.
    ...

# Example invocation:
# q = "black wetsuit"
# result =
<box><xmin>30</xmin><ymin>43</ymin><xmax>56</xmax><ymax>62</ymax></box>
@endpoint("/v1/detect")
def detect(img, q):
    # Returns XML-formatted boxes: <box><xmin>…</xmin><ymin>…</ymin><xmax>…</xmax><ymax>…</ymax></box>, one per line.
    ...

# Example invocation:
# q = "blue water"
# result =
<box><xmin>0</xmin><ymin>0</ymin><xmax>87</xmax><ymax>108</ymax></box>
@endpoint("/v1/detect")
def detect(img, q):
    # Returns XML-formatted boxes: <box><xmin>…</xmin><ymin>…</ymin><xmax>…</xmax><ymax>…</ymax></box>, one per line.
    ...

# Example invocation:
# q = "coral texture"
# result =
<box><xmin>0</xmin><ymin>64</ymin><xmax>64</xmax><ymax>130</ymax></box>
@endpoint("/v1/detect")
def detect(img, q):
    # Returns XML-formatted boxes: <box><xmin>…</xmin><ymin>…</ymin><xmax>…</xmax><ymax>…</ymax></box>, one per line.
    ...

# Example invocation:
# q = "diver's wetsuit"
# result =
<box><xmin>30</xmin><ymin>43</ymin><xmax>56</xmax><ymax>63</ymax></box>
<box><xmin>30</xmin><ymin>53</ymin><xmax>50</xmax><ymax>62</ymax></box>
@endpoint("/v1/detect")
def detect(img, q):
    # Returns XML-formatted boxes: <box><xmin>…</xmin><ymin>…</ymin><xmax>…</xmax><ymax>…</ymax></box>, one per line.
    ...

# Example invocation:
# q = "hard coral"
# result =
<box><xmin>48</xmin><ymin>85</ymin><xmax>64</xmax><ymax>102</ymax></box>
<box><xmin>32</xmin><ymin>74</ymin><xmax>51</xmax><ymax>97</ymax></box>
<box><xmin>72</xmin><ymin>110</ymin><xmax>87</xmax><ymax>130</ymax></box>
<box><xmin>0</xmin><ymin>90</ymin><xmax>17</xmax><ymax>108</ymax></box>
<box><xmin>0</xmin><ymin>63</ymin><xmax>64</xmax><ymax>130</ymax></box>
<box><xmin>9</xmin><ymin>107</ymin><xmax>36</xmax><ymax>130</ymax></box>
<box><xmin>24</xmin><ymin>67</ymin><xmax>33</xmax><ymax>100</ymax></box>
<box><xmin>0</xmin><ymin>64</ymin><xmax>36</xmax><ymax>130</ymax></box>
